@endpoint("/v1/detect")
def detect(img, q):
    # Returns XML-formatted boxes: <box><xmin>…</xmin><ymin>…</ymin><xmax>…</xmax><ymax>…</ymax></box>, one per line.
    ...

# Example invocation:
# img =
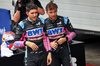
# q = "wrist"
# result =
<box><xmin>48</xmin><ymin>52</ymin><xmax>51</xmax><ymax>55</ymax></box>
<box><xmin>66</xmin><ymin>37</ymin><xmax>68</xmax><ymax>41</ymax></box>
<box><xmin>48</xmin><ymin>50</ymin><xmax>52</xmax><ymax>53</ymax></box>
<box><xmin>24</xmin><ymin>41</ymin><xmax>26</xmax><ymax>46</ymax></box>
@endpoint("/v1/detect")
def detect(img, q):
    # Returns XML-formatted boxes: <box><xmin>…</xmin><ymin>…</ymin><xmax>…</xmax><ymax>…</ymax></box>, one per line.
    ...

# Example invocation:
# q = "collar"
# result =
<box><xmin>48</xmin><ymin>15</ymin><xmax>59</xmax><ymax>23</ymax></box>
<box><xmin>26</xmin><ymin>18</ymin><xmax>37</xmax><ymax>24</ymax></box>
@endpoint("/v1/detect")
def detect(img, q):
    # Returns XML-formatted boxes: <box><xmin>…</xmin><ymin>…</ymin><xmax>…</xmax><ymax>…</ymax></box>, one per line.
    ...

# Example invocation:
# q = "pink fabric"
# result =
<box><xmin>65</xmin><ymin>28</ymin><xmax>76</xmax><ymax>41</ymax></box>
<box><xmin>13</xmin><ymin>41</ymin><xmax>25</xmax><ymax>48</ymax></box>
<box><xmin>43</xmin><ymin>32</ymin><xmax>51</xmax><ymax>52</ymax></box>
<box><xmin>20</xmin><ymin>34</ymin><xmax>26</xmax><ymax>41</ymax></box>
<box><xmin>66</xmin><ymin>32</ymin><xmax>76</xmax><ymax>41</ymax></box>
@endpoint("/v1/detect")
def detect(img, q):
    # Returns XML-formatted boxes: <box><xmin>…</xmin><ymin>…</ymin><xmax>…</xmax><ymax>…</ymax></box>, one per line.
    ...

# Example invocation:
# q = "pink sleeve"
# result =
<box><xmin>13</xmin><ymin>41</ymin><xmax>25</xmax><ymax>48</ymax></box>
<box><xmin>43</xmin><ymin>32</ymin><xmax>51</xmax><ymax>52</ymax></box>
<box><xmin>65</xmin><ymin>28</ymin><xmax>76</xmax><ymax>41</ymax></box>
<box><xmin>66</xmin><ymin>32</ymin><xmax>76</xmax><ymax>41</ymax></box>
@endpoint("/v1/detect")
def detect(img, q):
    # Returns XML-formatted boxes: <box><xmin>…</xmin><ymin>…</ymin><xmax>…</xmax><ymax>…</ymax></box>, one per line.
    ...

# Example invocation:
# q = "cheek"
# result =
<box><xmin>48</xmin><ymin>13</ymin><xmax>52</xmax><ymax>16</ymax></box>
<box><xmin>36</xmin><ymin>13</ymin><xmax>38</xmax><ymax>16</ymax></box>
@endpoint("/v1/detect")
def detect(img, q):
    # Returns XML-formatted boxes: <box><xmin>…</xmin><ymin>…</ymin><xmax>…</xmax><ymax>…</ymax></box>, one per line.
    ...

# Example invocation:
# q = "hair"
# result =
<box><xmin>26</xmin><ymin>3</ymin><xmax>38</xmax><ymax>12</ymax></box>
<box><xmin>46</xmin><ymin>1</ymin><xmax>58</xmax><ymax>11</ymax></box>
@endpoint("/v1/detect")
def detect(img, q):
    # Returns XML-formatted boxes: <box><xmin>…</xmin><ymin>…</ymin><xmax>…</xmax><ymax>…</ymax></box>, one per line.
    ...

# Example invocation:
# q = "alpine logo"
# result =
<box><xmin>36</xmin><ymin>22</ymin><xmax>40</xmax><ymax>25</ymax></box>
<box><xmin>47</xmin><ymin>27</ymin><xmax>63</xmax><ymax>36</ymax></box>
<box><xmin>65</xmin><ymin>19</ymin><xmax>68</xmax><ymax>23</ymax></box>
<box><xmin>57</xmin><ymin>21</ymin><xmax>62</xmax><ymax>25</ymax></box>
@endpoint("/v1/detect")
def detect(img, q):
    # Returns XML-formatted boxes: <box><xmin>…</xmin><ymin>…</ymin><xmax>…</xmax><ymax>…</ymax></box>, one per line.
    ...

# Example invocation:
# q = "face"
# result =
<box><xmin>26</xmin><ymin>9</ymin><xmax>38</xmax><ymax>21</ymax></box>
<box><xmin>46</xmin><ymin>8</ymin><xmax>57</xmax><ymax>21</ymax></box>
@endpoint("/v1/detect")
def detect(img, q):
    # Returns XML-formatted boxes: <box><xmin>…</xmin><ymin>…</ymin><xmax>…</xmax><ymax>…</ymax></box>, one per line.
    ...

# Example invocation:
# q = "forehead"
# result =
<box><xmin>47</xmin><ymin>8</ymin><xmax>57</xmax><ymax>12</ymax></box>
<box><xmin>29</xmin><ymin>9</ymin><xmax>38</xmax><ymax>12</ymax></box>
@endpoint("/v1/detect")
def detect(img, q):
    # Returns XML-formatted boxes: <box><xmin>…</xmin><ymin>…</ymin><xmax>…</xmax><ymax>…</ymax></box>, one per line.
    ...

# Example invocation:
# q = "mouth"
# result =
<box><xmin>52</xmin><ymin>16</ymin><xmax>56</xmax><ymax>18</ymax></box>
<box><xmin>32</xmin><ymin>17</ymin><xmax>37</xmax><ymax>20</ymax></box>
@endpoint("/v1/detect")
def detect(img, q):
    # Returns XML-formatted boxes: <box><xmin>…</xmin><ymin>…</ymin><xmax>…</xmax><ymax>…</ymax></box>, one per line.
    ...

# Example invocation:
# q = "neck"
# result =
<box><xmin>28</xmin><ymin>17</ymin><xmax>36</xmax><ymax>22</ymax></box>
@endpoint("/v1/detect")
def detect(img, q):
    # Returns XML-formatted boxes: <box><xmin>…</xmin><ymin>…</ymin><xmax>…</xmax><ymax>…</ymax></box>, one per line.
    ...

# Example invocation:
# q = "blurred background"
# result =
<box><xmin>0</xmin><ymin>0</ymin><xmax>100</xmax><ymax>66</ymax></box>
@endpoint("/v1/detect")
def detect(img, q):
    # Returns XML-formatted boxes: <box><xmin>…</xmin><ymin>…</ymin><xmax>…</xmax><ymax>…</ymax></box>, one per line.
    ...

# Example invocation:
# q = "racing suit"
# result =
<box><xmin>13</xmin><ymin>17</ymin><xmax>51</xmax><ymax>66</ymax></box>
<box><xmin>44</xmin><ymin>15</ymin><xmax>76</xmax><ymax>66</ymax></box>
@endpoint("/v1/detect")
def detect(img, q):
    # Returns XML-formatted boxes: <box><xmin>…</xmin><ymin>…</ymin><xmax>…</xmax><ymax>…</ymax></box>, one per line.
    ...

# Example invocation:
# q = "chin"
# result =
<box><xmin>33</xmin><ymin>19</ymin><xmax>37</xmax><ymax>21</ymax></box>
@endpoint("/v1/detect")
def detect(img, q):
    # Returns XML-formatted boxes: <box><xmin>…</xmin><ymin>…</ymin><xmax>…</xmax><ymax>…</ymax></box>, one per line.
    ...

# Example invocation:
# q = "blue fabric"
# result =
<box><xmin>63</xmin><ymin>17</ymin><xmax>68</xmax><ymax>25</ymax></box>
<box><xmin>0</xmin><ymin>8</ymin><xmax>11</xmax><ymax>45</ymax></box>
<box><xmin>39</xmin><ymin>17</ymin><xmax>45</xmax><ymax>24</ymax></box>
<box><xmin>18</xmin><ymin>21</ymin><xmax>24</xmax><ymax>29</ymax></box>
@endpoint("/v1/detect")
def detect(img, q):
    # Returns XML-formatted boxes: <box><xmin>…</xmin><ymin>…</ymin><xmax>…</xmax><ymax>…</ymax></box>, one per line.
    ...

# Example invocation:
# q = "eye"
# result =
<box><xmin>35</xmin><ymin>12</ymin><xmax>38</xmax><ymax>14</ymax></box>
<box><xmin>50</xmin><ymin>12</ymin><xmax>52</xmax><ymax>14</ymax></box>
<box><xmin>31</xmin><ymin>12</ymin><xmax>34</xmax><ymax>14</ymax></box>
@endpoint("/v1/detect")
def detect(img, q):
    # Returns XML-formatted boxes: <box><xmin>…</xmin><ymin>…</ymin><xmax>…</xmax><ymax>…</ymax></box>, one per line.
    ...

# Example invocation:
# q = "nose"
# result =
<box><xmin>33</xmin><ymin>13</ymin><xmax>37</xmax><ymax>17</ymax></box>
<box><xmin>52</xmin><ymin>13</ymin><xmax>55</xmax><ymax>16</ymax></box>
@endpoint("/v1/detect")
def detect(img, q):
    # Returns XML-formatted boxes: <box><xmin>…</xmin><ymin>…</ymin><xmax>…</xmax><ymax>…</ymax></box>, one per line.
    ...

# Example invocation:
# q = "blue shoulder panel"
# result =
<box><xmin>39</xmin><ymin>17</ymin><xmax>45</xmax><ymax>24</ymax></box>
<box><xmin>18</xmin><ymin>21</ymin><xmax>24</xmax><ymax>29</ymax></box>
<box><xmin>63</xmin><ymin>17</ymin><xmax>68</xmax><ymax>25</ymax></box>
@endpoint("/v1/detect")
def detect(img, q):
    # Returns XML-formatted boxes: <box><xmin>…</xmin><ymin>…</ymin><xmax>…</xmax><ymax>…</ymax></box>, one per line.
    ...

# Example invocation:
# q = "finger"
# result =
<box><xmin>32</xmin><ymin>47</ymin><xmax>35</xmax><ymax>51</ymax></box>
<box><xmin>53</xmin><ymin>47</ymin><xmax>56</xmax><ymax>50</ymax></box>
<box><xmin>47</xmin><ymin>60</ymin><xmax>51</xmax><ymax>65</ymax></box>
<box><xmin>47</xmin><ymin>59</ymin><xmax>49</xmax><ymax>65</ymax></box>
<box><xmin>55</xmin><ymin>43</ymin><xmax>58</xmax><ymax>45</ymax></box>
<box><xmin>47</xmin><ymin>59</ymin><xmax>50</xmax><ymax>65</ymax></box>
<box><xmin>54</xmin><ymin>40</ymin><xmax>57</xmax><ymax>42</ymax></box>
<box><xmin>35</xmin><ymin>47</ymin><xmax>39</xmax><ymax>51</ymax></box>
<box><xmin>54</xmin><ymin>45</ymin><xmax>58</xmax><ymax>49</ymax></box>
<box><xmin>49</xmin><ymin>59</ymin><xmax>52</xmax><ymax>65</ymax></box>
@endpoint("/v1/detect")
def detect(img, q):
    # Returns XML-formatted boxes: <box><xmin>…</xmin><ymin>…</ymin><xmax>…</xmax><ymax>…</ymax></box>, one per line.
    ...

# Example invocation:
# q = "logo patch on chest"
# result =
<box><xmin>47</xmin><ymin>27</ymin><xmax>64</xmax><ymax>36</ymax></box>
<box><xmin>27</xmin><ymin>28</ymin><xmax>43</xmax><ymax>37</ymax></box>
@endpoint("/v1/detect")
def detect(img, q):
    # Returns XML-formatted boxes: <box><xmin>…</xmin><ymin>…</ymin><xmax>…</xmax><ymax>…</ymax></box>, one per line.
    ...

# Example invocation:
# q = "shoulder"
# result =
<box><xmin>18</xmin><ymin>19</ymin><xmax>27</xmax><ymax>29</ymax></box>
<box><xmin>63</xmin><ymin>16</ymin><xmax>69</xmax><ymax>25</ymax></box>
<box><xmin>58</xmin><ymin>15</ymin><xmax>68</xmax><ymax>20</ymax></box>
<box><xmin>44</xmin><ymin>18</ymin><xmax>49</xmax><ymax>23</ymax></box>
<box><xmin>37</xmin><ymin>17</ymin><xmax>45</xmax><ymax>24</ymax></box>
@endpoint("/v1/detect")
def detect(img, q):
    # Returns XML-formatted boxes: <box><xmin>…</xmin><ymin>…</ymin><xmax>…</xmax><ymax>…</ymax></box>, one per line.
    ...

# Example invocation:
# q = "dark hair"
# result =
<box><xmin>46</xmin><ymin>1</ymin><xmax>58</xmax><ymax>11</ymax></box>
<box><xmin>26</xmin><ymin>3</ymin><xmax>38</xmax><ymax>12</ymax></box>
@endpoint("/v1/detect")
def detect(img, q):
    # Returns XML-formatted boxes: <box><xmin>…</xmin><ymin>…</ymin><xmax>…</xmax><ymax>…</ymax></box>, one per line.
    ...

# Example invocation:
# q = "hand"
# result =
<box><xmin>57</xmin><ymin>38</ymin><xmax>67</xmax><ymax>45</ymax></box>
<box><xmin>47</xmin><ymin>52</ymin><xmax>52</xmax><ymax>65</ymax></box>
<box><xmin>50</xmin><ymin>40</ymin><xmax>58</xmax><ymax>50</ymax></box>
<box><xmin>25</xmin><ymin>41</ymin><xmax>39</xmax><ymax>51</ymax></box>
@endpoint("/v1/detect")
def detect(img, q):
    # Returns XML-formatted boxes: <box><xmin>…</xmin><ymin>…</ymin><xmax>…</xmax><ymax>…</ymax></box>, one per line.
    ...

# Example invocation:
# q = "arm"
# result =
<box><xmin>13</xmin><ymin>21</ymin><xmax>39</xmax><ymax>51</ymax></box>
<box><xmin>13</xmin><ymin>10</ymin><xmax>21</xmax><ymax>22</ymax></box>
<box><xmin>43</xmin><ymin>31</ymin><xmax>51</xmax><ymax>51</ymax></box>
<box><xmin>13</xmin><ymin>0</ymin><xmax>21</xmax><ymax>22</ymax></box>
<box><xmin>38</xmin><ymin>7</ymin><xmax>45</xmax><ymax>15</ymax></box>
<box><xmin>57</xmin><ymin>18</ymin><xmax>76</xmax><ymax>45</ymax></box>
<box><xmin>47</xmin><ymin>52</ymin><xmax>52</xmax><ymax>65</ymax></box>
<box><xmin>44</xmin><ymin>19</ymin><xmax>58</xmax><ymax>50</ymax></box>
<box><xmin>13</xmin><ymin>21</ymin><xmax>26</xmax><ymax>47</ymax></box>
<box><xmin>35</xmin><ymin>0</ymin><xmax>45</xmax><ymax>15</ymax></box>
<box><xmin>64</xmin><ymin>18</ymin><xmax>76</xmax><ymax>41</ymax></box>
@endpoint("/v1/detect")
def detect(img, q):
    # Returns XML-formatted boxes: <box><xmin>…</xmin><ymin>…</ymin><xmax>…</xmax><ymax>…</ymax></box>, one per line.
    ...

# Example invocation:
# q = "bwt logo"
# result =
<box><xmin>0</xmin><ymin>27</ymin><xmax>6</xmax><ymax>34</ymax></box>
<box><xmin>47</xmin><ymin>28</ymin><xmax>63</xmax><ymax>36</ymax></box>
<box><xmin>27</xmin><ymin>28</ymin><xmax>43</xmax><ymax>37</ymax></box>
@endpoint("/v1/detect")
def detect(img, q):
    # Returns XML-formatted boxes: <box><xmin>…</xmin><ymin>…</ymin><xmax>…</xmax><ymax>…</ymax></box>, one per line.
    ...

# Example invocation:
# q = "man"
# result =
<box><xmin>13</xmin><ymin>3</ymin><xmax>52</xmax><ymax>66</ymax></box>
<box><xmin>44</xmin><ymin>1</ymin><xmax>76</xmax><ymax>66</ymax></box>
<box><xmin>13</xmin><ymin>0</ymin><xmax>45</xmax><ymax>23</ymax></box>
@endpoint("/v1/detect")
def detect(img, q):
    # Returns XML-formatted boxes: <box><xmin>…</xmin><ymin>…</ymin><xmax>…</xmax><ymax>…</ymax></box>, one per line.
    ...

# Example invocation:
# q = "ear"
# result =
<box><xmin>26</xmin><ymin>12</ymin><xmax>28</xmax><ymax>16</ymax></box>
